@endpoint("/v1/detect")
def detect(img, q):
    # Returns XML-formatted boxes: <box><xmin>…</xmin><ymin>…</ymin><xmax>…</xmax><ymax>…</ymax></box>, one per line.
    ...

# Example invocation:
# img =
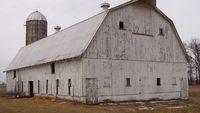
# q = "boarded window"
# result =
<box><xmin>13</xmin><ymin>70</ymin><xmax>16</xmax><ymax>79</ymax></box>
<box><xmin>119</xmin><ymin>21</ymin><xmax>124</xmax><ymax>29</ymax></box>
<box><xmin>157</xmin><ymin>78</ymin><xmax>161</xmax><ymax>86</ymax></box>
<box><xmin>56</xmin><ymin>79</ymin><xmax>59</xmax><ymax>95</ymax></box>
<box><xmin>172</xmin><ymin>77</ymin><xmax>177</xmax><ymax>86</ymax></box>
<box><xmin>159</xmin><ymin>28</ymin><xmax>164</xmax><ymax>35</ymax></box>
<box><xmin>51</xmin><ymin>63</ymin><xmax>55</xmax><ymax>74</ymax></box>
<box><xmin>46</xmin><ymin>80</ymin><xmax>48</xmax><ymax>94</ymax></box>
<box><xmin>38</xmin><ymin>80</ymin><xmax>40</xmax><ymax>94</ymax></box>
<box><xmin>126</xmin><ymin>78</ymin><xmax>131</xmax><ymax>87</ymax></box>
<box><xmin>103</xmin><ymin>77</ymin><xmax>111</xmax><ymax>88</ymax></box>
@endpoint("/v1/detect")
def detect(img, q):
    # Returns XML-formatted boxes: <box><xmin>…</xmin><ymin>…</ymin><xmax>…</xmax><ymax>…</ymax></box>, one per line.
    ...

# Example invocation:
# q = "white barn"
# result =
<box><xmin>5</xmin><ymin>0</ymin><xmax>189</xmax><ymax>104</ymax></box>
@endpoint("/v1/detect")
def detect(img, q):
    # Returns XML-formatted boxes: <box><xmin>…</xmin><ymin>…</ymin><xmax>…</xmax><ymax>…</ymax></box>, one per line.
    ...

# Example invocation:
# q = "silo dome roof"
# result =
<box><xmin>26</xmin><ymin>11</ymin><xmax>47</xmax><ymax>21</ymax></box>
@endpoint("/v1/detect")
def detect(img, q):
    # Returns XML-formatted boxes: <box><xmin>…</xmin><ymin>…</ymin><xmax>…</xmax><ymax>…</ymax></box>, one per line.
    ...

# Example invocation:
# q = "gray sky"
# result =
<box><xmin>0</xmin><ymin>0</ymin><xmax>200</xmax><ymax>82</ymax></box>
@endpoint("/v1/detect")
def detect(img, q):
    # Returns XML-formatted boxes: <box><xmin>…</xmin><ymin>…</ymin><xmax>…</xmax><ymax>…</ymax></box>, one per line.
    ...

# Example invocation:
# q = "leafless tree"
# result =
<box><xmin>187</xmin><ymin>39</ymin><xmax>200</xmax><ymax>84</ymax></box>
<box><xmin>183</xmin><ymin>42</ymin><xmax>193</xmax><ymax>83</ymax></box>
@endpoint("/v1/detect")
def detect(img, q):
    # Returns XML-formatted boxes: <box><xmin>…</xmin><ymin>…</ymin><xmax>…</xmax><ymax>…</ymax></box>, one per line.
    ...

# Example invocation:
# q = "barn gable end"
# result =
<box><xmin>83</xmin><ymin>1</ymin><xmax>188</xmax><ymax>63</ymax></box>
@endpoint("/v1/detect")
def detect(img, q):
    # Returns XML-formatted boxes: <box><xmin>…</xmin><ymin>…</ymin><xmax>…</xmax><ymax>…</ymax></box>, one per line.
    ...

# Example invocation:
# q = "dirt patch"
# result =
<box><xmin>189</xmin><ymin>85</ymin><xmax>200</xmax><ymax>97</ymax></box>
<box><xmin>190</xmin><ymin>92</ymin><xmax>200</xmax><ymax>97</ymax></box>
<box><xmin>100</xmin><ymin>100</ymin><xmax>187</xmax><ymax>112</ymax></box>
<box><xmin>0</xmin><ymin>85</ymin><xmax>6</xmax><ymax>97</ymax></box>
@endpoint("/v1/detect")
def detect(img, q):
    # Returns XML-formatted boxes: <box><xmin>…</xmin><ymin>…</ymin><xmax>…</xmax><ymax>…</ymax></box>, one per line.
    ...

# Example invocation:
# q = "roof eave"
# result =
<box><xmin>4</xmin><ymin>55</ymin><xmax>83</xmax><ymax>72</ymax></box>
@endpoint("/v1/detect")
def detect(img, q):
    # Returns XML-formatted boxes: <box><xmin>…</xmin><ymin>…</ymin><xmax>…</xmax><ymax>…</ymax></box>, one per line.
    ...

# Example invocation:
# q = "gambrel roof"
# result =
<box><xmin>5</xmin><ymin>0</ymin><xmax>189</xmax><ymax>72</ymax></box>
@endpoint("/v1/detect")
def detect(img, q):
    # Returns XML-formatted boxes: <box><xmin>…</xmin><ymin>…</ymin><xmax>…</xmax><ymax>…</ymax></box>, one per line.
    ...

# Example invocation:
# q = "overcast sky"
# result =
<box><xmin>0</xmin><ymin>0</ymin><xmax>200</xmax><ymax>82</ymax></box>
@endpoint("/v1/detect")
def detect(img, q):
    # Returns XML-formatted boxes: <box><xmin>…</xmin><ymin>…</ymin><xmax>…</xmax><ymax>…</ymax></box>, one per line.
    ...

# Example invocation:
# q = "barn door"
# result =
<box><xmin>180</xmin><ymin>78</ymin><xmax>188</xmax><ymax>99</ymax></box>
<box><xmin>85</xmin><ymin>78</ymin><xmax>98</xmax><ymax>104</ymax></box>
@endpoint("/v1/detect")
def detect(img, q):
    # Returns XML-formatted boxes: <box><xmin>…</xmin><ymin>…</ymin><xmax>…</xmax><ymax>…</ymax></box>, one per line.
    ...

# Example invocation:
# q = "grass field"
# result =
<box><xmin>0</xmin><ymin>85</ymin><xmax>200</xmax><ymax>113</ymax></box>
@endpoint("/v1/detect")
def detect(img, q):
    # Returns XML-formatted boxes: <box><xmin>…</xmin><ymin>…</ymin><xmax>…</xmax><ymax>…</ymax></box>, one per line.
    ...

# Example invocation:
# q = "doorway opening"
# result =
<box><xmin>29</xmin><ymin>81</ymin><xmax>34</xmax><ymax>97</ymax></box>
<box><xmin>56</xmin><ymin>79</ymin><xmax>59</xmax><ymax>95</ymax></box>
<box><xmin>68</xmin><ymin>79</ymin><xmax>71</xmax><ymax>96</ymax></box>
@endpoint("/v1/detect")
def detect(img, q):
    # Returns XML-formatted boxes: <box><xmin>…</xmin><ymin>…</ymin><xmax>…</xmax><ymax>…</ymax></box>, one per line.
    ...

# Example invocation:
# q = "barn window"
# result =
<box><xmin>13</xmin><ymin>70</ymin><xmax>16</xmax><ymax>79</ymax></box>
<box><xmin>159</xmin><ymin>28</ymin><xmax>164</xmax><ymax>35</ymax></box>
<box><xmin>56</xmin><ymin>79</ymin><xmax>59</xmax><ymax>95</ymax></box>
<box><xmin>172</xmin><ymin>77</ymin><xmax>177</xmax><ymax>86</ymax></box>
<box><xmin>126</xmin><ymin>78</ymin><xmax>131</xmax><ymax>87</ymax></box>
<box><xmin>38</xmin><ymin>80</ymin><xmax>40</xmax><ymax>94</ymax></box>
<box><xmin>157</xmin><ymin>78</ymin><xmax>161</xmax><ymax>86</ymax></box>
<box><xmin>51</xmin><ymin>63</ymin><xmax>55</xmax><ymax>74</ymax></box>
<box><xmin>119</xmin><ymin>21</ymin><xmax>124</xmax><ymax>29</ymax></box>
<box><xmin>46</xmin><ymin>80</ymin><xmax>48</xmax><ymax>94</ymax></box>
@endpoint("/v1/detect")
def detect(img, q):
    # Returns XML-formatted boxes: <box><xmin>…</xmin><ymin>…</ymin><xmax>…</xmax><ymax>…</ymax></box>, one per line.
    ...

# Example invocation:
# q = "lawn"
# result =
<box><xmin>0</xmin><ymin>85</ymin><xmax>200</xmax><ymax>113</ymax></box>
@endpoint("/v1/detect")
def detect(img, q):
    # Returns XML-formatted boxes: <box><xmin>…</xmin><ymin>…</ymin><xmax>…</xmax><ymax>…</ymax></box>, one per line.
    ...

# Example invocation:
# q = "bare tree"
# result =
<box><xmin>188</xmin><ymin>39</ymin><xmax>200</xmax><ymax>84</ymax></box>
<box><xmin>183</xmin><ymin>42</ymin><xmax>193</xmax><ymax>83</ymax></box>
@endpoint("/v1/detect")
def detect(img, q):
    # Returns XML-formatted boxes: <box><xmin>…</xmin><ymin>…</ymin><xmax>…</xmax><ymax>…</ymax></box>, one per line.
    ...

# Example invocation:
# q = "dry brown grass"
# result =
<box><xmin>0</xmin><ymin>85</ymin><xmax>200</xmax><ymax>113</ymax></box>
<box><xmin>189</xmin><ymin>85</ymin><xmax>200</xmax><ymax>97</ymax></box>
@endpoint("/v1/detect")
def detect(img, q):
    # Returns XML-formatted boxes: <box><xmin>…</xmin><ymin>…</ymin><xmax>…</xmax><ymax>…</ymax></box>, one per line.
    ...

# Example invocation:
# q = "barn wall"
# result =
<box><xmin>82</xmin><ymin>59</ymin><xmax>187</xmax><ymax>102</ymax></box>
<box><xmin>6</xmin><ymin>71</ymin><xmax>15</xmax><ymax>92</ymax></box>
<box><xmin>6</xmin><ymin>58</ymin><xmax>85</xmax><ymax>102</ymax></box>
<box><xmin>82</xmin><ymin>1</ymin><xmax>188</xmax><ymax>102</ymax></box>
<box><xmin>84</xmin><ymin>2</ymin><xmax>186</xmax><ymax>62</ymax></box>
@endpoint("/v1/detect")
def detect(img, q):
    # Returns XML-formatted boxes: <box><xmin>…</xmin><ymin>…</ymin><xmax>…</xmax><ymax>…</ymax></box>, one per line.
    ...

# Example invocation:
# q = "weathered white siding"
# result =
<box><xmin>6</xmin><ymin>58</ymin><xmax>85</xmax><ymax>102</ymax></box>
<box><xmin>82</xmin><ymin>1</ymin><xmax>188</xmax><ymax>102</ymax></box>
<box><xmin>84</xmin><ymin>2</ymin><xmax>186</xmax><ymax>62</ymax></box>
<box><xmin>82</xmin><ymin>59</ymin><xmax>187</xmax><ymax>102</ymax></box>
<box><xmin>6</xmin><ymin>71</ymin><xmax>15</xmax><ymax>92</ymax></box>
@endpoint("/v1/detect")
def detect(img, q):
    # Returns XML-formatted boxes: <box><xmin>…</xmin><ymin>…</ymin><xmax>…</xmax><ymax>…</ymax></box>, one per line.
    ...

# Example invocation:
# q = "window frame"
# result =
<box><xmin>13</xmin><ymin>70</ymin><xmax>16</xmax><ymax>79</ymax></box>
<box><xmin>125</xmin><ymin>78</ymin><xmax>131</xmax><ymax>87</ymax></box>
<box><xmin>159</xmin><ymin>28</ymin><xmax>164</xmax><ymax>36</ymax></box>
<box><xmin>157</xmin><ymin>78</ymin><xmax>161</xmax><ymax>86</ymax></box>
<box><xmin>119</xmin><ymin>21</ymin><xmax>125</xmax><ymax>30</ymax></box>
<box><xmin>51</xmin><ymin>63</ymin><xmax>55</xmax><ymax>74</ymax></box>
